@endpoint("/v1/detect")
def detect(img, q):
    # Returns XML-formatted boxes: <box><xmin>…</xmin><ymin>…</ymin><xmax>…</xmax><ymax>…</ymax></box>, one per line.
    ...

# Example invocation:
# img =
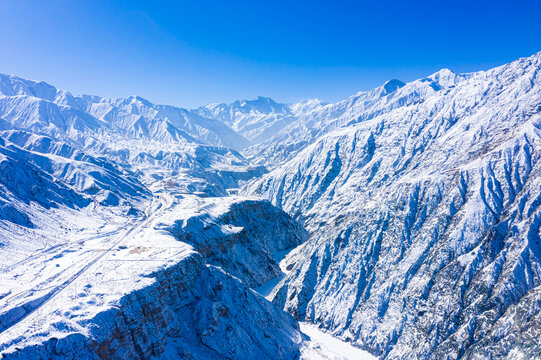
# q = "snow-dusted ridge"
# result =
<box><xmin>244</xmin><ymin>51</ymin><xmax>541</xmax><ymax>359</ymax></box>
<box><xmin>0</xmin><ymin>51</ymin><xmax>540</xmax><ymax>359</ymax></box>
<box><xmin>0</xmin><ymin>195</ymin><xmax>305</xmax><ymax>359</ymax></box>
<box><xmin>194</xmin><ymin>96</ymin><xmax>298</xmax><ymax>144</ymax></box>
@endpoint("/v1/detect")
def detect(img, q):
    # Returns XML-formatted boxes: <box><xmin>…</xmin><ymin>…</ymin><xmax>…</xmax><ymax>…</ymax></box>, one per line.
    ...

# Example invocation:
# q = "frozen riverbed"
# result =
<box><xmin>299</xmin><ymin>322</ymin><xmax>376</xmax><ymax>360</ymax></box>
<box><xmin>254</xmin><ymin>247</ymin><xmax>376</xmax><ymax>360</ymax></box>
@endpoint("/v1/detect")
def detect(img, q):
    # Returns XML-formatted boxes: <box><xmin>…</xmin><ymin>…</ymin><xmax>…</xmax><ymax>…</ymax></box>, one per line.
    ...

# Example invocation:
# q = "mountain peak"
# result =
<box><xmin>255</xmin><ymin>96</ymin><xmax>274</xmax><ymax>102</ymax></box>
<box><xmin>241</xmin><ymin>96</ymin><xmax>278</xmax><ymax>107</ymax></box>
<box><xmin>424</xmin><ymin>68</ymin><xmax>470</xmax><ymax>90</ymax></box>
<box><xmin>125</xmin><ymin>95</ymin><xmax>154</xmax><ymax>107</ymax></box>
<box><xmin>232</xmin><ymin>96</ymin><xmax>283</xmax><ymax>111</ymax></box>
<box><xmin>381</xmin><ymin>79</ymin><xmax>406</xmax><ymax>95</ymax></box>
<box><xmin>428</xmin><ymin>68</ymin><xmax>455</xmax><ymax>81</ymax></box>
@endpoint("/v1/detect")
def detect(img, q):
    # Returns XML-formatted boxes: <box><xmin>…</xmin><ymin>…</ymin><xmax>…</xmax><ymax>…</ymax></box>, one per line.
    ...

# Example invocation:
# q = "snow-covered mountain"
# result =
<box><xmin>1</xmin><ymin>51</ymin><xmax>540</xmax><ymax>360</ymax></box>
<box><xmin>244</xmin><ymin>52</ymin><xmax>541</xmax><ymax>359</ymax></box>
<box><xmin>242</xmin><ymin>73</ymin><xmax>484</xmax><ymax>169</ymax></box>
<box><xmin>0</xmin><ymin>74</ymin><xmax>309</xmax><ymax>359</ymax></box>
<box><xmin>0</xmin><ymin>70</ymin><xmax>371</xmax><ymax>359</ymax></box>
<box><xmin>195</xmin><ymin>96</ymin><xmax>301</xmax><ymax>144</ymax></box>
<box><xmin>0</xmin><ymin>73</ymin><xmax>250</xmax><ymax>150</ymax></box>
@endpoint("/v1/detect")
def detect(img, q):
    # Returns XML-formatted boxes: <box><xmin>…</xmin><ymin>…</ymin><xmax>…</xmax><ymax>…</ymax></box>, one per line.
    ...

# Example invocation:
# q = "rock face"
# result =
<box><xmin>0</xmin><ymin>195</ymin><xmax>304</xmax><ymax>360</ymax></box>
<box><xmin>1</xmin><ymin>253</ymin><xmax>302</xmax><ymax>360</ymax></box>
<box><xmin>167</xmin><ymin>199</ymin><xmax>309</xmax><ymax>287</ymax></box>
<box><xmin>244</xmin><ymin>52</ymin><xmax>541</xmax><ymax>359</ymax></box>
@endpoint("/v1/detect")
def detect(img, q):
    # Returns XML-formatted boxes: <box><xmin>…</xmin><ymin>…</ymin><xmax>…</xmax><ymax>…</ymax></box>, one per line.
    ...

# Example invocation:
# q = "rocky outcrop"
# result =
<box><xmin>1</xmin><ymin>253</ymin><xmax>302</xmax><ymax>360</ymax></box>
<box><xmin>167</xmin><ymin>199</ymin><xmax>309</xmax><ymax>288</ymax></box>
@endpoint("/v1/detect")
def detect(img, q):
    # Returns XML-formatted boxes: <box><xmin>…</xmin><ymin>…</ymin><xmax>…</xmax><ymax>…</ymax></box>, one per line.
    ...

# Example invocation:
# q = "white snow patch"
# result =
<box><xmin>299</xmin><ymin>322</ymin><xmax>376</xmax><ymax>360</ymax></box>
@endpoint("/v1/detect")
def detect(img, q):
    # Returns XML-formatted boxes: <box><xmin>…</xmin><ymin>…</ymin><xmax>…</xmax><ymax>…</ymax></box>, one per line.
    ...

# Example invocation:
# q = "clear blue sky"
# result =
<box><xmin>0</xmin><ymin>0</ymin><xmax>539</xmax><ymax>108</ymax></box>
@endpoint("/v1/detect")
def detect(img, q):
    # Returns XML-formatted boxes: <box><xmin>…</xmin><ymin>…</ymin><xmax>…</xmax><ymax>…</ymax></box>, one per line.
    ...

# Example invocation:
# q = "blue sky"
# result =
<box><xmin>0</xmin><ymin>0</ymin><xmax>539</xmax><ymax>108</ymax></box>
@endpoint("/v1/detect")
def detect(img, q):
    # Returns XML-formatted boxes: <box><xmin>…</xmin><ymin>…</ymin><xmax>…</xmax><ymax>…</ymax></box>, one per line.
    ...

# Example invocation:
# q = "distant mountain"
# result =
<box><xmin>0</xmin><ymin>73</ymin><xmax>250</xmax><ymax>151</ymax></box>
<box><xmin>242</xmin><ymin>71</ymin><xmax>477</xmax><ymax>169</ymax></box>
<box><xmin>195</xmin><ymin>96</ymin><xmax>299</xmax><ymax>144</ymax></box>
<box><xmin>0</xmin><ymin>72</ymin><xmax>263</xmax><ymax>199</ymax></box>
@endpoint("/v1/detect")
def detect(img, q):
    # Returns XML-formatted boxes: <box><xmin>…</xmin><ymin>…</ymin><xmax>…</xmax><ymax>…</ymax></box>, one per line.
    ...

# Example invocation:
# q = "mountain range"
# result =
<box><xmin>0</xmin><ymin>51</ymin><xmax>540</xmax><ymax>359</ymax></box>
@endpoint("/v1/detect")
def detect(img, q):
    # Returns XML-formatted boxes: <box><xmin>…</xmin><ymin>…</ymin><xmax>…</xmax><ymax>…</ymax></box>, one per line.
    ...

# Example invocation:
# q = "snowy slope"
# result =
<box><xmin>243</xmin><ymin>74</ymin><xmax>488</xmax><ymax>169</ymax></box>
<box><xmin>166</xmin><ymin>198</ymin><xmax>309</xmax><ymax>287</ymax></box>
<box><xmin>299</xmin><ymin>322</ymin><xmax>376</xmax><ymax>360</ymax></box>
<box><xmin>0</xmin><ymin>73</ymin><xmax>250</xmax><ymax>151</ymax></box>
<box><xmin>0</xmin><ymin>131</ymin><xmax>147</xmax><ymax>228</ymax></box>
<box><xmin>244</xmin><ymin>51</ymin><xmax>541</xmax><ymax>359</ymax></box>
<box><xmin>0</xmin><ymin>195</ymin><xmax>305</xmax><ymax>359</ymax></box>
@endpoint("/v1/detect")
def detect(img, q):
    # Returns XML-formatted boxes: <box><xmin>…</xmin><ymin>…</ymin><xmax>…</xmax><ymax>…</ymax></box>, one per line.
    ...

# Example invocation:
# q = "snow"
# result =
<box><xmin>254</xmin><ymin>247</ymin><xmax>377</xmax><ymax>359</ymax></box>
<box><xmin>254</xmin><ymin>248</ymin><xmax>296</xmax><ymax>298</ymax></box>
<box><xmin>254</xmin><ymin>274</ymin><xmax>286</xmax><ymax>298</ymax></box>
<box><xmin>300</xmin><ymin>322</ymin><xmax>376</xmax><ymax>360</ymax></box>
<box><xmin>0</xmin><ymin>72</ymin><xmax>307</xmax><ymax>358</ymax></box>
<box><xmin>0</xmin><ymin>51</ymin><xmax>540</xmax><ymax>359</ymax></box>
<box><xmin>194</xmin><ymin>96</ymin><xmax>298</xmax><ymax>144</ymax></box>
<box><xmin>0</xmin><ymin>193</ymin><xmax>304</xmax><ymax>359</ymax></box>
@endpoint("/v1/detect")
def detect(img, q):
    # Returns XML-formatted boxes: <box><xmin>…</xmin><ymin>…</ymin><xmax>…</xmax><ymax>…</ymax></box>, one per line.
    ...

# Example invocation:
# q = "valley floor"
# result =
<box><xmin>299</xmin><ymin>322</ymin><xmax>376</xmax><ymax>360</ymax></box>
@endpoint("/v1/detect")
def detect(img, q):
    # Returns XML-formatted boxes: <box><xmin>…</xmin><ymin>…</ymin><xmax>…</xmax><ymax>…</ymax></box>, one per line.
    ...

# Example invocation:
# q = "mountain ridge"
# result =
<box><xmin>243</xmin><ymin>50</ymin><xmax>541</xmax><ymax>359</ymax></box>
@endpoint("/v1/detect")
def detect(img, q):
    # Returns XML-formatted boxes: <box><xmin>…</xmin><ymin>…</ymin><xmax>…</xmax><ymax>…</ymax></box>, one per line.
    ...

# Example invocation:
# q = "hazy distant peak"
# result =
<box><xmin>290</xmin><ymin>98</ymin><xmax>328</xmax><ymax>114</ymax></box>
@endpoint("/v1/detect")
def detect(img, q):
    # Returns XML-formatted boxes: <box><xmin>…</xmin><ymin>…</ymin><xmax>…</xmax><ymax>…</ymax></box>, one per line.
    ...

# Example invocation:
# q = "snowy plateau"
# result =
<box><xmin>0</xmin><ymin>51</ymin><xmax>539</xmax><ymax>360</ymax></box>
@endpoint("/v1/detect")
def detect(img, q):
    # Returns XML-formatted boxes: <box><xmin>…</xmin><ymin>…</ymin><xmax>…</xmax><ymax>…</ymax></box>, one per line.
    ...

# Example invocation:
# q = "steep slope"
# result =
<box><xmin>244</xmin><ymin>52</ymin><xmax>541</xmax><ymax>359</ymax></box>
<box><xmin>0</xmin><ymin>196</ymin><xmax>305</xmax><ymax>360</ymax></box>
<box><xmin>243</xmin><ymin>74</ymin><xmax>489</xmax><ymax>169</ymax></box>
<box><xmin>86</xmin><ymin>95</ymin><xmax>250</xmax><ymax>150</ymax></box>
<box><xmin>166</xmin><ymin>198</ymin><xmax>309</xmax><ymax>287</ymax></box>
<box><xmin>2</xmin><ymin>130</ymin><xmax>146</xmax><ymax>198</ymax></box>
<box><xmin>0</xmin><ymin>136</ymin><xmax>86</xmax><ymax>226</ymax></box>
<box><xmin>0</xmin><ymin>131</ymin><xmax>147</xmax><ymax>227</ymax></box>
